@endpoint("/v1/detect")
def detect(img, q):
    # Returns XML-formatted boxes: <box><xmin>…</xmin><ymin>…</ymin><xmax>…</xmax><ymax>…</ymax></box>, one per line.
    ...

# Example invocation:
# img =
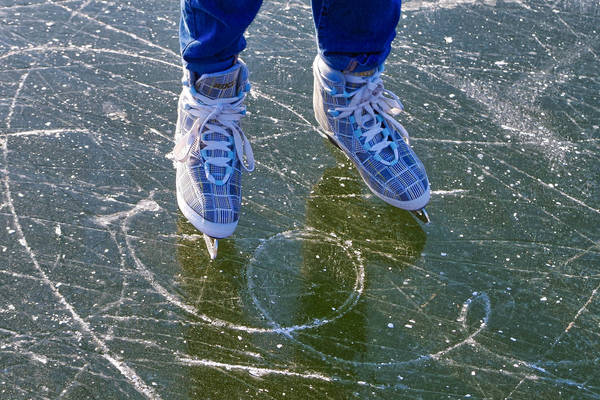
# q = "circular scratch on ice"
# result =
<box><xmin>245</xmin><ymin>228</ymin><xmax>366</xmax><ymax>333</ymax></box>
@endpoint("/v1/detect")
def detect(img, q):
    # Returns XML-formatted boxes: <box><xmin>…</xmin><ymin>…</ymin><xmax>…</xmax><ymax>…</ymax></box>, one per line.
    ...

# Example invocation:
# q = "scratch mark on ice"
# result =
<box><xmin>178</xmin><ymin>357</ymin><xmax>332</xmax><ymax>381</ymax></box>
<box><xmin>49</xmin><ymin>1</ymin><xmax>178</xmax><ymax>58</ymax></box>
<box><xmin>6</xmin><ymin>72</ymin><xmax>29</xmax><ymax>130</ymax></box>
<box><xmin>2</xmin><ymin>74</ymin><xmax>161</xmax><ymax>400</ymax></box>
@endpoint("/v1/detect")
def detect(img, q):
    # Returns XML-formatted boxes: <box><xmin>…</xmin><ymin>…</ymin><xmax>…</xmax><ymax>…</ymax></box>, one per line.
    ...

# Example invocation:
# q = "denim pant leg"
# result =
<box><xmin>180</xmin><ymin>0</ymin><xmax>263</xmax><ymax>75</ymax></box>
<box><xmin>311</xmin><ymin>0</ymin><xmax>402</xmax><ymax>72</ymax></box>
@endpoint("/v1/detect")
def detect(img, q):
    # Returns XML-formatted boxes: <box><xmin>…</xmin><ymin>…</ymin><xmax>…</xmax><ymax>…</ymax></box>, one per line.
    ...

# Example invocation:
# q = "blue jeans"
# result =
<box><xmin>180</xmin><ymin>0</ymin><xmax>402</xmax><ymax>75</ymax></box>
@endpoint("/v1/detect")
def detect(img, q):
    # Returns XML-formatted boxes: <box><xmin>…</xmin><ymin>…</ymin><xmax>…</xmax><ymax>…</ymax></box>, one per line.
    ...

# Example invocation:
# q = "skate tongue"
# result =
<box><xmin>191</xmin><ymin>63</ymin><xmax>246</xmax><ymax>182</ymax></box>
<box><xmin>346</xmin><ymin>70</ymin><xmax>396</xmax><ymax>164</ymax></box>
<box><xmin>194</xmin><ymin>63</ymin><xmax>241</xmax><ymax>100</ymax></box>
<box><xmin>345</xmin><ymin>68</ymin><xmax>376</xmax><ymax>89</ymax></box>
<box><xmin>348</xmin><ymin>68</ymin><xmax>376</xmax><ymax>77</ymax></box>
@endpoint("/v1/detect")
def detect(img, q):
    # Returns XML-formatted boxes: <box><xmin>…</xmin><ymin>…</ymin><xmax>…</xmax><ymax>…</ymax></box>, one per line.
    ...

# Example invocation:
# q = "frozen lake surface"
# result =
<box><xmin>1</xmin><ymin>0</ymin><xmax>599</xmax><ymax>398</ymax></box>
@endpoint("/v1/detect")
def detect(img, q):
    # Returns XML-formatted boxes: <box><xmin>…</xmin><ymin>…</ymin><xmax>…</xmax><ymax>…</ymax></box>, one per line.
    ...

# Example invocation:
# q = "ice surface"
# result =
<box><xmin>1</xmin><ymin>0</ymin><xmax>599</xmax><ymax>398</ymax></box>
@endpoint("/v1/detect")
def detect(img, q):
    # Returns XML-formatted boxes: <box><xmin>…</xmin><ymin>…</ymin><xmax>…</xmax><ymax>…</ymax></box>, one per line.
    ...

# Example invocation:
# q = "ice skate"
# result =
<box><xmin>312</xmin><ymin>55</ymin><xmax>430</xmax><ymax>223</ymax></box>
<box><xmin>169</xmin><ymin>61</ymin><xmax>254</xmax><ymax>259</ymax></box>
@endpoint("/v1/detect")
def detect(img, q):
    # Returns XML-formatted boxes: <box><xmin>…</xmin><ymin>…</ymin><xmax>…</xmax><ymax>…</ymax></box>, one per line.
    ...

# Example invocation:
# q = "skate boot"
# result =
<box><xmin>169</xmin><ymin>61</ymin><xmax>254</xmax><ymax>259</ymax></box>
<box><xmin>312</xmin><ymin>56</ymin><xmax>430</xmax><ymax>223</ymax></box>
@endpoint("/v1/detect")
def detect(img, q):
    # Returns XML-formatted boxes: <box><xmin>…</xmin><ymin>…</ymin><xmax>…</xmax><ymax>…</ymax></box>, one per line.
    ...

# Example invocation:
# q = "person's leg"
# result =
<box><xmin>311</xmin><ymin>0</ymin><xmax>431</xmax><ymax>221</ymax></box>
<box><xmin>174</xmin><ymin>0</ymin><xmax>262</xmax><ymax>258</ymax></box>
<box><xmin>180</xmin><ymin>0</ymin><xmax>263</xmax><ymax>76</ymax></box>
<box><xmin>311</xmin><ymin>0</ymin><xmax>401</xmax><ymax>72</ymax></box>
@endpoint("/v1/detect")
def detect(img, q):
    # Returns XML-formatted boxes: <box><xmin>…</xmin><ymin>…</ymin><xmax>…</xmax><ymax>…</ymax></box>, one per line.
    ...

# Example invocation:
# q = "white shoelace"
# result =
<box><xmin>324</xmin><ymin>71</ymin><xmax>409</xmax><ymax>166</ymax></box>
<box><xmin>168</xmin><ymin>87</ymin><xmax>254</xmax><ymax>185</ymax></box>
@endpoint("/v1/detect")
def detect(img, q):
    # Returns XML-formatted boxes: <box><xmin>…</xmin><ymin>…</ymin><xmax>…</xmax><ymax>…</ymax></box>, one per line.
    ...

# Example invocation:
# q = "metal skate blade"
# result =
<box><xmin>411</xmin><ymin>208</ymin><xmax>430</xmax><ymax>224</ymax></box>
<box><xmin>325</xmin><ymin>135</ymin><xmax>341</xmax><ymax>150</ymax></box>
<box><xmin>203</xmin><ymin>234</ymin><xmax>218</xmax><ymax>260</ymax></box>
<box><xmin>318</xmin><ymin>129</ymin><xmax>342</xmax><ymax>150</ymax></box>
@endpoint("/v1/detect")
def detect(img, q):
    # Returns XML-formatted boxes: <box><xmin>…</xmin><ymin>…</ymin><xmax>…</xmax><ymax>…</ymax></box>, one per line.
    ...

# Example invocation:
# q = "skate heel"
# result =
<box><xmin>411</xmin><ymin>208</ymin><xmax>430</xmax><ymax>224</ymax></box>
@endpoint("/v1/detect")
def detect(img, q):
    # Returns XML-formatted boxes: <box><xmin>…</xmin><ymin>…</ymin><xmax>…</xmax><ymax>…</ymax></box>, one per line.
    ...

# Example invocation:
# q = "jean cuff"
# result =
<box><xmin>183</xmin><ymin>55</ymin><xmax>237</xmax><ymax>77</ymax></box>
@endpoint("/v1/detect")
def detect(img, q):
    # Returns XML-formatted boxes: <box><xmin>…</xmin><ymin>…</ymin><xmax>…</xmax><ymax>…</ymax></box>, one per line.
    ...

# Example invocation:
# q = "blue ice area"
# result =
<box><xmin>0</xmin><ymin>0</ymin><xmax>599</xmax><ymax>398</ymax></box>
